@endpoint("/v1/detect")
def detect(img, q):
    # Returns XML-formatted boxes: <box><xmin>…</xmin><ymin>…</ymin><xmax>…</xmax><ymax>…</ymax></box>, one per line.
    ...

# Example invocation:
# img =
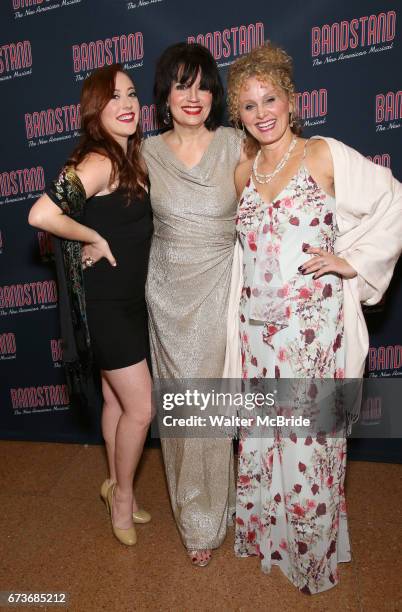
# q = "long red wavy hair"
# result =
<box><xmin>68</xmin><ymin>63</ymin><xmax>147</xmax><ymax>200</ymax></box>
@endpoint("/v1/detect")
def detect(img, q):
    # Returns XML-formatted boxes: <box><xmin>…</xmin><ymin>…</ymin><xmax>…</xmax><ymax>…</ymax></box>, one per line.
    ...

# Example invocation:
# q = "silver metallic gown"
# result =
<box><xmin>142</xmin><ymin>127</ymin><xmax>241</xmax><ymax>549</ymax></box>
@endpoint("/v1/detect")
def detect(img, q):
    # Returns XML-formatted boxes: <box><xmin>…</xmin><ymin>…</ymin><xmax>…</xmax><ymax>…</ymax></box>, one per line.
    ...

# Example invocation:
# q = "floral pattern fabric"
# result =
<box><xmin>234</xmin><ymin>165</ymin><xmax>351</xmax><ymax>594</ymax></box>
<box><xmin>46</xmin><ymin>166</ymin><xmax>91</xmax><ymax>354</ymax></box>
<box><xmin>45</xmin><ymin>167</ymin><xmax>93</xmax><ymax>403</ymax></box>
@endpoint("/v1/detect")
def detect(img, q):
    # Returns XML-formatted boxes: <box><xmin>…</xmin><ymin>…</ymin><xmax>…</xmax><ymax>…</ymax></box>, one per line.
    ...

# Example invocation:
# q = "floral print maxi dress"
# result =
<box><xmin>234</xmin><ymin>164</ymin><xmax>351</xmax><ymax>595</ymax></box>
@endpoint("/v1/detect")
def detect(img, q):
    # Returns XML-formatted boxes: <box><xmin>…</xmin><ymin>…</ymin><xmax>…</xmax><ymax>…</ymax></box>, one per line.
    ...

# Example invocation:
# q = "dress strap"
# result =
<box><xmin>302</xmin><ymin>139</ymin><xmax>310</xmax><ymax>159</ymax></box>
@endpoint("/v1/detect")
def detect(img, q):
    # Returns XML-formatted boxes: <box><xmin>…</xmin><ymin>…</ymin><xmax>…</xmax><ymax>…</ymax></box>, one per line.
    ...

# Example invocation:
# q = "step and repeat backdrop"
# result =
<box><xmin>0</xmin><ymin>0</ymin><xmax>401</xmax><ymax>458</ymax></box>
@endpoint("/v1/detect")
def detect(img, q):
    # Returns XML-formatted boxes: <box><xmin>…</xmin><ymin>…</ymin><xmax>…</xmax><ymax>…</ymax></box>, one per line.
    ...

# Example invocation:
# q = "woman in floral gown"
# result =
<box><xmin>225</xmin><ymin>43</ymin><xmax>402</xmax><ymax>594</ymax></box>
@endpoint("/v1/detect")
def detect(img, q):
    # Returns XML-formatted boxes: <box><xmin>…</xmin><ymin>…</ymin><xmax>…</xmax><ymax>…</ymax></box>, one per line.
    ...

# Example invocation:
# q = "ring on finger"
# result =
<box><xmin>84</xmin><ymin>256</ymin><xmax>94</xmax><ymax>267</ymax></box>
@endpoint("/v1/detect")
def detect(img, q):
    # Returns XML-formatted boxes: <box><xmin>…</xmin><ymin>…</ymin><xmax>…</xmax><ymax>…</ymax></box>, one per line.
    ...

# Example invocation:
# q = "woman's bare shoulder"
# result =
<box><xmin>305</xmin><ymin>138</ymin><xmax>334</xmax><ymax>177</ymax></box>
<box><xmin>306</xmin><ymin>138</ymin><xmax>332</xmax><ymax>162</ymax></box>
<box><xmin>76</xmin><ymin>151</ymin><xmax>112</xmax><ymax>174</ymax></box>
<box><xmin>75</xmin><ymin>153</ymin><xmax>112</xmax><ymax>196</ymax></box>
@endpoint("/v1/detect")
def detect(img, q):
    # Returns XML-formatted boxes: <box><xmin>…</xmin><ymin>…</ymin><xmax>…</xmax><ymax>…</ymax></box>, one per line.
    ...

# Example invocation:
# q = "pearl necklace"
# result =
<box><xmin>253</xmin><ymin>136</ymin><xmax>298</xmax><ymax>184</ymax></box>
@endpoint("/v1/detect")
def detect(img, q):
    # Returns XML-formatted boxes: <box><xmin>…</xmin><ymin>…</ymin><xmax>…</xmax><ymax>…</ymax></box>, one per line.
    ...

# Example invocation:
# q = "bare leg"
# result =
<box><xmin>102</xmin><ymin>359</ymin><xmax>152</xmax><ymax>529</ymax></box>
<box><xmin>101</xmin><ymin>376</ymin><xmax>122</xmax><ymax>483</ymax></box>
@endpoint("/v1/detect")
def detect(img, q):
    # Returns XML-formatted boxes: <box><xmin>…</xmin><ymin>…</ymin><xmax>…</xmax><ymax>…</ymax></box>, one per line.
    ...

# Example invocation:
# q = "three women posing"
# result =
<box><xmin>29</xmin><ymin>42</ymin><xmax>402</xmax><ymax>594</ymax></box>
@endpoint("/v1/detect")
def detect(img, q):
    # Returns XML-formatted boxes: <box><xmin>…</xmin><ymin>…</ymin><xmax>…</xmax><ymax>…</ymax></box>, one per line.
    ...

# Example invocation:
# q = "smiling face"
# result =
<box><xmin>168</xmin><ymin>69</ymin><xmax>213</xmax><ymax>129</ymax></box>
<box><xmin>100</xmin><ymin>71</ymin><xmax>140</xmax><ymax>146</ymax></box>
<box><xmin>238</xmin><ymin>76</ymin><xmax>294</xmax><ymax>147</ymax></box>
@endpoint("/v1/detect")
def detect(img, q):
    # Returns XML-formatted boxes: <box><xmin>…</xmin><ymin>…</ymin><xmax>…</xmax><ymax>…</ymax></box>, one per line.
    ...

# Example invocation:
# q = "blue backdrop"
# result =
<box><xmin>0</xmin><ymin>0</ymin><xmax>401</xmax><ymax>460</ymax></box>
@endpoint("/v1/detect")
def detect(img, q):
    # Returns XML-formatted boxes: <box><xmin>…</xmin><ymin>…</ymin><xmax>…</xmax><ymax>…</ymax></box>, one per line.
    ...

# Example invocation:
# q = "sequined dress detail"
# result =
<box><xmin>142</xmin><ymin>127</ymin><xmax>241</xmax><ymax>549</ymax></box>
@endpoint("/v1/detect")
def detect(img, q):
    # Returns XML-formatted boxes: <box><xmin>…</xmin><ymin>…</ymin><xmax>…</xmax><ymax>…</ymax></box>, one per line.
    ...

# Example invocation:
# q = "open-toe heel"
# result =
<box><xmin>187</xmin><ymin>549</ymin><xmax>212</xmax><ymax>567</ymax></box>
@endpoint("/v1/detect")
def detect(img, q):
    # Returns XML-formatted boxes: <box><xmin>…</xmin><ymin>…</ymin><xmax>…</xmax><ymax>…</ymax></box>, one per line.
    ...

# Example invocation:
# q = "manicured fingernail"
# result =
<box><xmin>298</xmin><ymin>265</ymin><xmax>303</xmax><ymax>271</ymax></box>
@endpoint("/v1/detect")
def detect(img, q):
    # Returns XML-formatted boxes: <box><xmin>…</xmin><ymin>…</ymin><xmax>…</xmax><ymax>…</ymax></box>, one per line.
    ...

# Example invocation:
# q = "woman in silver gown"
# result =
<box><xmin>142</xmin><ymin>43</ymin><xmax>243</xmax><ymax>566</ymax></box>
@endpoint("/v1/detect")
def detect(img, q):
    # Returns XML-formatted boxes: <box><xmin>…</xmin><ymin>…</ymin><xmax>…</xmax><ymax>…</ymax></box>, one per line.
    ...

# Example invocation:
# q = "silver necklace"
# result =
<box><xmin>253</xmin><ymin>136</ymin><xmax>298</xmax><ymax>184</ymax></box>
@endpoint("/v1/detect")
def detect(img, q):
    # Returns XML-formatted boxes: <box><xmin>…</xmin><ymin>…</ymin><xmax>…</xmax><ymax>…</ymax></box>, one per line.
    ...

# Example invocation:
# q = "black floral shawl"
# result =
<box><xmin>46</xmin><ymin>166</ymin><xmax>93</xmax><ymax>404</ymax></box>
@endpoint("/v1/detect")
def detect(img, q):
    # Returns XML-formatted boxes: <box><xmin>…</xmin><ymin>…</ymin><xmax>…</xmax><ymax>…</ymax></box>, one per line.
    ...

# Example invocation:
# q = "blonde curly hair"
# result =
<box><xmin>227</xmin><ymin>42</ymin><xmax>301</xmax><ymax>155</ymax></box>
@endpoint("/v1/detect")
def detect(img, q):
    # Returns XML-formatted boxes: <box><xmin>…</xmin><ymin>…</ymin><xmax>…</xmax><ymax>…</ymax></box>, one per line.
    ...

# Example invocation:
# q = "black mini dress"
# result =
<box><xmin>82</xmin><ymin>187</ymin><xmax>153</xmax><ymax>370</ymax></box>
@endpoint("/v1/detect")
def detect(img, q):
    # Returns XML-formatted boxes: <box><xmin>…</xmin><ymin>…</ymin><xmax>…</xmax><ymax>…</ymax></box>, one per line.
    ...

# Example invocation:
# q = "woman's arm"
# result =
<box><xmin>28</xmin><ymin>154</ymin><xmax>116</xmax><ymax>266</ymax></box>
<box><xmin>301</xmin><ymin>139</ymin><xmax>356</xmax><ymax>280</ymax></box>
<box><xmin>304</xmin><ymin>138</ymin><xmax>335</xmax><ymax>197</ymax></box>
<box><xmin>234</xmin><ymin>158</ymin><xmax>253</xmax><ymax>199</ymax></box>
<box><xmin>301</xmin><ymin>137</ymin><xmax>402</xmax><ymax>297</ymax></box>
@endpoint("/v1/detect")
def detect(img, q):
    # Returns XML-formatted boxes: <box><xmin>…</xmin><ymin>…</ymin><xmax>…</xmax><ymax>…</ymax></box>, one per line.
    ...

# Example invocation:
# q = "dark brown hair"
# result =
<box><xmin>68</xmin><ymin>63</ymin><xmax>147</xmax><ymax>199</ymax></box>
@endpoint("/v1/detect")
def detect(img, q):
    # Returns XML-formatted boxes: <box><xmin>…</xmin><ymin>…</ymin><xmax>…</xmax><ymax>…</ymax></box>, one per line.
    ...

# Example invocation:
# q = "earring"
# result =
<box><xmin>289</xmin><ymin>112</ymin><xmax>294</xmax><ymax>127</ymax></box>
<box><xmin>238</xmin><ymin>120</ymin><xmax>246</xmax><ymax>139</ymax></box>
<box><xmin>164</xmin><ymin>103</ymin><xmax>171</xmax><ymax>125</ymax></box>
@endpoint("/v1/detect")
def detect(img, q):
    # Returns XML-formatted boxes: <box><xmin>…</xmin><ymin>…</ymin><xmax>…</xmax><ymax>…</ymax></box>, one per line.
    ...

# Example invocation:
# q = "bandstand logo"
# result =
<box><xmin>0</xmin><ymin>166</ymin><xmax>45</xmax><ymax>206</ymax></box>
<box><xmin>311</xmin><ymin>10</ymin><xmax>396</xmax><ymax>66</ymax></box>
<box><xmin>187</xmin><ymin>22</ymin><xmax>265</xmax><ymax>68</ymax></box>
<box><xmin>72</xmin><ymin>32</ymin><xmax>144</xmax><ymax>81</ymax></box>
<box><xmin>24</xmin><ymin>103</ymin><xmax>81</xmax><ymax>147</ymax></box>
<box><xmin>0</xmin><ymin>40</ymin><xmax>32</xmax><ymax>82</ymax></box>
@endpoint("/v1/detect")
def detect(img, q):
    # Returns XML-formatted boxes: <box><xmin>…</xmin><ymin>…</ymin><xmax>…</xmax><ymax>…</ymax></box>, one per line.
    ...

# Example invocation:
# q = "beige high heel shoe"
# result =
<box><xmin>100</xmin><ymin>479</ymin><xmax>151</xmax><ymax>524</ymax></box>
<box><xmin>105</xmin><ymin>483</ymin><xmax>137</xmax><ymax>546</ymax></box>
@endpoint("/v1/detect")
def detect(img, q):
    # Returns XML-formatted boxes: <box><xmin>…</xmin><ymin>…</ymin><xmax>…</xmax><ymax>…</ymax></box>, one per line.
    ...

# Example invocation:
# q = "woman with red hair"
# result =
<box><xmin>29</xmin><ymin>64</ymin><xmax>153</xmax><ymax>546</ymax></box>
